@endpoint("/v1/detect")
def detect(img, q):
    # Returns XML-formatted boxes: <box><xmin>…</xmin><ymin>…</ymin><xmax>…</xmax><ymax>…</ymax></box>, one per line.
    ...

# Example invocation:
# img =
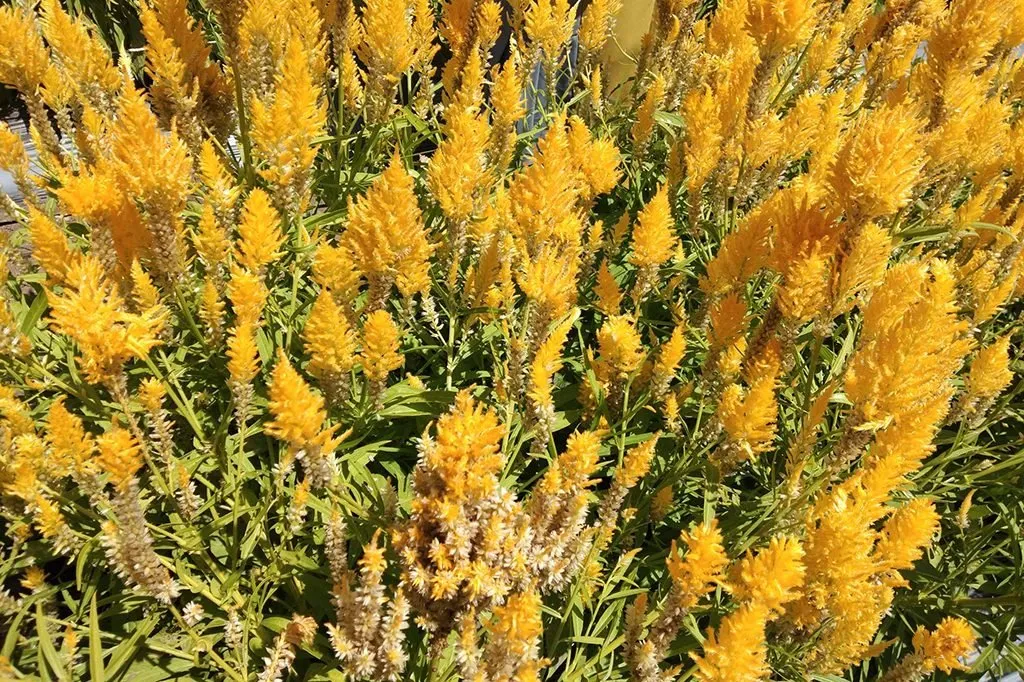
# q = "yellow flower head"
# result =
<box><xmin>709</xmin><ymin>293</ymin><xmax>748</xmax><ymax>352</ymax></box>
<box><xmin>227</xmin><ymin>266</ymin><xmax>269</xmax><ymax>327</ymax></box>
<box><xmin>567</xmin><ymin>116</ymin><xmax>621</xmax><ymax>200</ymax></box>
<box><xmin>618</xmin><ymin>434</ymin><xmax>658</xmax><ymax>488</ymax></box>
<box><xmin>746</xmin><ymin>0</ymin><xmax>817</xmax><ymax>57</ymax></box>
<box><xmin>342</xmin><ymin>153</ymin><xmax>434</xmax><ymax>299</ymax></box>
<box><xmin>667</xmin><ymin>520</ymin><xmax>729</xmax><ymax>609</ymax></box>
<box><xmin>49</xmin><ymin>257</ymin><xmax>166</xmax><ymax>385</ymax></box>
<box><xmin>682</xmin><ymin>86</ymin><xmax>723</xmax><ymax>193</ymax></box>
<box><xmin>508</xmin><ymin>113</ymin><xmax>582</xmax><ymax>252</ymax></box>
<box><xmin>235</xmin><ymin>189</ymin><xmax>285</xmax><ymax>272</ymax></box>
<box><xmin>525</xmin><ymin>0</ymin><xmax>576</xmax><ymax>59</ymax></box>
<box><xmin>594</xmin><ymin>261</ymin><xmax>623</xmax><ymax>316</ymax></box>
<box><xmin>47</xmin><ymin>398</ymin><xmax>95</xmax><ymax>476</ymax></box>
<box><xmin>846</xmin><ymin>261</ymin><xmax>973</xmax><ymax>427</ymax></box>
<box><xmin>491</xmin><ymin>60</ymin><xmax>525</xmax><ymax>131</ymax></box>
<box><xmin>967</xmin><ymin>335</ymin><xmax>1013</xmax><ymax>400</ymax></box>
<box><xmin>729</xmin><ymin>536</ymin><xmax>805</xmax><ymax>613</ymax></box>
<box><xmin>427</xmin><ymin>110</ymin><xmax>491</xmax><ymax>222</ymax></box>
<box><xmin>139</xmin><ymin>378</ymin><xmax>167</xmax><ymax>413</ymax></box>
<box><xmin>874</xmin><ymin>498</ymin><xmax>939</xmax><ymax>573</ymax></box>
<box><xmin>653</xmin><ymin>324</ymin><xmax>687</xmax><ymax>384</ymax></box>
<box><xmin>96</xmin><ymin>428</ymin><xmax>143</xmax><ymax>490</ymax></box>
<box><xmin>313</xmin><ymin>243</ymin><xmax>362</xmax><ymax>301</ymax></box>
<box><xmin>38</xmin><ymin>0</ymin><xmax>121</xmax><ymax>110</ymax></box>
<box><xmin>913</xmin><ymin>617</ymin><xmax>975</xmax><ymax>674</ymax></box>
<box><xmin>194</xmin><ymin>204</ymin><xmax>231</xmax><ymax>270</ymax></box>
<box><xmin>361</xmin><ymin>310</ymin><xmax>404</xmax><ymax>383</ymax></box>
<box><xmin>528</xmin><ymin>311</ymin><xmax>578</xmax><ymax>414</ymax></box>
<box><xmin>266</xmin><ymin>352</ymin><xmax>333</xmax><ymax>450</ymax></box>
<box><xmin>304</xmin><ymin>290</ymin><xmax>357</xmax><ymax>385</ymax></box>
<box><xmin>579</xmin><ymin>0</ymin><xmax>622</xmax><ymax>52</ymax></box>
<box><xmin>226</xmin><ymin>321</ymin><xmax>260</xmax><ymax>385</ymax></box>
<box><xmin>423</xmin><ymin>390</ymin><xmax>506</xmax><ymax>502</ymax></box>
<box><xmin>595</xmin><ymin>315</ymin><xmax>645</xmax><ymax>380</ymax></box>
<box><xmin>0</xmin><ymin>5</ymin><xmax>50</xmax><ymax>95</ymax></box>
<box><xmin>719</xmin><ymin>375</ymin><xmax>778</xmax><ymax>461</ymax></box>
<box><xmin>629</xmin><ymin>185</ymin><xmax>677</xmax><ymax>270</ymax></box>
<box><xmin>251</xmin><ymin>36</ymin><xmax>327</xmax><ymax>214</ymax></box>
<box><xmin>357</xmin><ymin>0</ymin><xmax>431</xmax><ymax>81</ymax></box>
<box><xmin>632</xmin><ymin>74</ymin><xmax>665</xmax><ymax>150</ymax></box>
<box><xmin>829</xmin><ymin>104</ymin><xmax>924</xmax><ymax>222</ymax></box>
<box><xmin>28</xmin><ymin>208</ymin><xmax>78</xmax><ymax>284</ymax></box>
<box><xmin>691</xmin><ymin>603</ymin><xmax>769</xmax><ymax>682</ymax></box>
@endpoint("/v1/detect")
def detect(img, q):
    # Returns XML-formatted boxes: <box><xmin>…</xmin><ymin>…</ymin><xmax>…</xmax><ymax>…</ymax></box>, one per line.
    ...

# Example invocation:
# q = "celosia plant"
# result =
<box><xmin>0</xmin><ymin>0</ymin><xmax>1021</xmax><ymax>680</ymax></box>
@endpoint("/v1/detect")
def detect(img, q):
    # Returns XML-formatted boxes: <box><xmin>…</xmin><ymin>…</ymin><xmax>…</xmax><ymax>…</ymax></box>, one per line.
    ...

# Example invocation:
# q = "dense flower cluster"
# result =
<box><xmin>0</xmin><ymin>0</ymin><xmax>1020</xmax><ymax>679</ymax></box>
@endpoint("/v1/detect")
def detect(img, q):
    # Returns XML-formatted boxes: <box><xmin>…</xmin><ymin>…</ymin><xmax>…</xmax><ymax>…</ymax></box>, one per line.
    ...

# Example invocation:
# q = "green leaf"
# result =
<box><xmin>37</xmin><ymin>602</ymin><xmax>71</xmax><ymax>682</ymax></box>
<box><xmin>89</xmin><ymin>594</ymin><xmax>105</xmax><ymax>682</ymax></box>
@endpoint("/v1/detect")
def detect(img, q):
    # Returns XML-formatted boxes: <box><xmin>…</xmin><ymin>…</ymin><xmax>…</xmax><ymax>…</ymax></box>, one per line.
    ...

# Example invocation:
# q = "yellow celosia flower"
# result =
<box><xmin>718</xmin><ymin>373</ymin><xmax>778</xmax><ymax>465</ymax></box>
<box><xmin>38</xmin><ymin>0</ymin><xmax>121</xmax><ymax>112</ymax></box>
<box><xmin>266</xmin><ymin>352</ymin><xmax>336</xmax><ymax>451</ymax></box>
<box><xmin>653</xmin><ymin>325</ymin><xmax>687</xmax><ymax>386</ymax></box>
<box><xmin>199</xmin><ymin>277</ymin><xmax>225</xmax><ymax>341</ymax></box>
<box><xmin>874</xmin><ymin>498</ymin><xmax>939</xmax><ymax>573</ymax></box>
<box><xmin>700</xmin><ymin>211</ymin><xmax>770</xmax><ymax>297</ymax></box>
<box><xmin>342</xmin><ymin>154</ymin><xmax>434</xmax><ymax>302</ymax></box>
<box><xmin>313</xmin><ymin>242</ymin><xmax>362</xmax><ymax>302</ymax></box>
<box><xmin>358</xmin><ymin>0</ymin><xmax>434</xmax><ymax>86</ymax></box>
<box><xmin>528</xmin><ymin>311</ymin><xmax>578</xmax><ymax>423</ymax></box>
<box><xmin>194</xmin><ymin>204</ymin><xmax>231</xmax><ymax>271</ymax></box>
<box><xmin>691</xmin><ymin>603</ymin><xmax>770</xmax><ymax>682</ymax></box>
<box><xmin>651</xmin><ymin>485</ymin><xmax>673</xmax><ymax>522</ymax></box>
<box><xmin>845</xmin><ymin>261</ymin><xmax>972</xmax><ymax>430</ymax></box>
<box><xmin>708</xmin><ymin>293</ymin><xmax>749</xmax><ymax>351</ymax></box>
<box><xmin>828</xmin><ymin>104</ymin><xmax>924</xmax><ymax>222</ymax></box>
<box><xmin>746</xmin><ymin>0</ymin><xmax>816</xmax><ymax>57</ymax></box>
<box><xmin>47</xmin><ymin>398</ymin><xmax>96</xmax><ymax>479</ymax></box>
<box><xmin>234</xmin><ymin>189</ymin><xmax>284</xmax><ymax>272</ymax></box>
<box><xmin>129</xmin><ymin>260</ymin><xmax>162</xmax><ymax>310</ymax></box>
<box><xmin>833</xmin><ymin>221</ymin><xmax>892</xmax><ymax>314</ymax></box>
<box><xmin>525</xmin><ymin>0</ymin><xmax>576</xmax><ymax>60</ymax></box>
<box><xmin>618</xmin><ymin>434</ymin><xmax>658</xmax><ymax>488</ymax></box>
<box><xmin>95</xmin><ymin>428</ymin><xmax>143</xmax><ymax>491</ymax></box>
<box><xmin>967</xmin><ymin>336</ymin><xmax>1013</xmax><ymax>401</ymax></box>
<box><xmin>729</xmin><ymin>536</ymin><xmax>805</xmax><ymax>614</ymax></box>
<box><xmin>28</xmin><ymin>208</ymin><xmax>78</xmax><ymax>284</ymax></box>
<box><xmin>595</xmin><ymin>315</ymin><xmax>645</xmax><ymax>380</ymax></box>
<box><xmin>912</xmin><ymin>617</ymin><xmax>975</xmax><ymax>673</ymax></box>
<box><xmin>198</xmin><ymin>139</ymin><xmax>239</xmax><ymax>218</ymax></box>
<box><xmin>140</xmin><ymin>0</ymin><xmax>232</xmax><ymax>147</ymax></box>
<box><xmin>0</xmin><ymin>5</ymin><xmax>50</xmax><ymax>95</ymax></box>
<box><xmin>629</xmin><ymin>185</ymin><xmax>677</xmax><ymax>271</ymax></box>
<box><xmin>682</xmin><ymin>86</ymin><xmax>723</xmax><ymax>194</ymax></box>
<box><xmin>594</xmin><ymin>261</ymin><xmax>623</xmax><ymax>315</ymax></box>
<box><xmin>428</xmin><ymin>110</ymin><xmax>491</xmax><ymax>223</ymax></box>
<box><xmin>518</xmin><ymin>246</ymin><xmax>579</xmax><ymax>323</ymax></box>
<box><xmin>567</xmin><ymin>116</ymin><xmax>621</xmax><ymax>201</ymax></box>
<box><xmin>578</xmin><ymin>0</ymin><xmax>621</xmax><ymax>52</ymax></box>
<box><xmin>508</xmin><ymin>113</ymin><xmax>582</xmax><ymax>253</ymax></box>
<box><xmin>48</xmin><ymin>257</ymin><xmax>166</xmax><ymax>385</ymax></box>
<box><xmin>227</xmin><ymin>266</ymin><xmax>269</xmax><ymax>327</ymax></box>
<box><xmin>632</xmin><ymin>74</ymin><xmax>665</xmax><ymax>150</ymax></box>
<box><xmin>226</xmin><ymin>321</ymin><xmax>260</xmax><ymax>385</ymax></box>
<box><xmin>666</xmin><ymin>520</ymin><xmax>729</xmax><ymax>609</ymax></box>
<box><xmin>360</xmin><ymin>310</ymin><xmax>403</xmax><ymax>384</ymax></box>
<box><xmin>483</xmin><ymin>590</ymin><xmax>546</xmax><ymax>680</ymax></box>
<box><xmin>251</xmin><ymin>37</ymin><xmax>327</xmax><ymax>215</ymax></box>
<box><xmin>304</xmin><ymin>290</ymin><xmax>358</xmax><ymax>390</ymax></box>
<box><xmin>108</xmin><ymin>88</ymin><xmax>193</xmax><ymax>279</ymax></box>
<box><xmin>490</xmin><ymin>59</ymin><xmax>525</xmax><ymax>133</ymax></box>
